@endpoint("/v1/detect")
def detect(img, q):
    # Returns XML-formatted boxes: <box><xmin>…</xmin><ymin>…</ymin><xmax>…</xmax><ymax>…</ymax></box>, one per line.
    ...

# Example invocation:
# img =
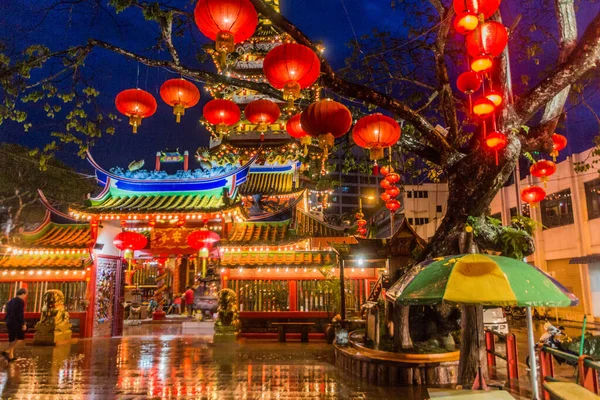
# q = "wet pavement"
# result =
<box><xmin>0</xmin><ymin>331</ymin><xmax>429</xmax><ymax>399</ymax></box>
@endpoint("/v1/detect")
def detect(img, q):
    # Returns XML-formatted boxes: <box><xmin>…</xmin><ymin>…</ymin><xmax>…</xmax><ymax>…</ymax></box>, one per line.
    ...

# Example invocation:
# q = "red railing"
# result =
<box><xmin>484</xmin><ymin>329</ymin><xmax>519</xmax><ymax>380</ymax></box>
<box><xmin>538</xmin><ymin>345</ymin><xmax>600</xmax><ymax>399</ymax></box>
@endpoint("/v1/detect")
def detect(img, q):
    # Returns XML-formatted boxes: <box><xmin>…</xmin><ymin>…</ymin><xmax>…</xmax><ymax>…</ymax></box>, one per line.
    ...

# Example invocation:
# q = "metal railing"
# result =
<box><xmin>485</xmin><ymin>329</ymin><xmax>519</xmax><ymax>380</ymax></box>
<box><xmin>538</xmin><ymin>345</ymin><xmax>600</xmax><ymax>399</ymax></box>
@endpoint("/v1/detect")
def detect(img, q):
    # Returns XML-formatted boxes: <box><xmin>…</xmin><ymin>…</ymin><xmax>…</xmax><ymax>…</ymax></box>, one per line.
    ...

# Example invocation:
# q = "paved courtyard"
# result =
<box><xmin>0</xmin><ymin>333</ymin><xmax>429</xmax><ymax>399</ymax></box>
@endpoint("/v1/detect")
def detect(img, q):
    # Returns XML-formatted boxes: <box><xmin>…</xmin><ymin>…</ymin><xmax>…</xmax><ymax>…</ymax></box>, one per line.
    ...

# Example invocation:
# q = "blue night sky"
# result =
<box><xmin>1</xmin><ymin>0</ymin><xmax>599</xmax><ymax>173</ymax></box>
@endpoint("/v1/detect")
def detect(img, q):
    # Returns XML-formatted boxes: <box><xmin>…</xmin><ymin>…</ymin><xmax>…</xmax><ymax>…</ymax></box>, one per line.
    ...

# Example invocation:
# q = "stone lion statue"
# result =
<box><xmin>34</xmin><ymin>289</ymin><xmax>72</xmax><ymax>345</ymax></box>
<box><xmin>215</xmin><ymin>288</ymin><xmax>239</xmax><ymax>331</ymax></box>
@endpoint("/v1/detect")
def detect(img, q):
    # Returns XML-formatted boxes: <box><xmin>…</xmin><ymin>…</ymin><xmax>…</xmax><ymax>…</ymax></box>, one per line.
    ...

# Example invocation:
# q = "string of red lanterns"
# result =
<box><xmin>352</xmin><ymin>114</ymin><xmax>401</xmax><ymax>175</ymax></box>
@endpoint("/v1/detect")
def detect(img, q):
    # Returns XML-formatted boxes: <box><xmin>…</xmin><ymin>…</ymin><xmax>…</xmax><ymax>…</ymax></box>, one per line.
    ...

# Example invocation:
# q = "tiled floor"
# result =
<box><xmin>0</xmin><ymin>333</ymin><xmax>428</xmax><ymax>399</ymax></box>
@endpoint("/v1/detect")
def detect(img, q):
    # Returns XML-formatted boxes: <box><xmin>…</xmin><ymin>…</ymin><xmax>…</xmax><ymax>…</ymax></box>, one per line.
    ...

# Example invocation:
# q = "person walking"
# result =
<box><xmin>184</xmin><ymin>286</ymin><xmax>195</xmax><ymax>317</ymax></box>
<box><xmin>2</xmin><ymin>288</ymin><xmax>27</xmax><ymax>362</ymax></box>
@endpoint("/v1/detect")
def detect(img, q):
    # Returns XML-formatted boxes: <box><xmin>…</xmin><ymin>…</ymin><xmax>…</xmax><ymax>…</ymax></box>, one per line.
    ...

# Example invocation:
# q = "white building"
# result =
<box><xmin>490</xmin><ymin>148</ymin><xmax>600</xmax><ymax>322</ymax></box>
<box><xmin>402</xmin><ymin>183</ymin><xmax>449</xmax><ymax>239</ymax></box>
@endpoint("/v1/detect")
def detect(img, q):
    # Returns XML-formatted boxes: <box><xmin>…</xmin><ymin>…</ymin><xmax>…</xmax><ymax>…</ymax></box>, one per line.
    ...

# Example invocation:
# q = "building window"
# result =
<box><xmin>490</xmin><ymin>212</ymin><xmax>501</xmax><ymax>221</ymax></box>
<box><xmin>585</xmin><ymin>178</ymin><xmax>600</xmax><ymax>220</ymax></box>
<box><xmin>408</xmin><ymin>218</ymin><xmax>414</xmax><ymax>225</ymax></box>
<box><xmin>509</xmin><ymin>205</ymin><xmax>531</xmax><ymax>219</ymax></box>
<box><xmin>436</xmin><ymin>205</ymin><xmax>443</xmax><ymax>213</ymax></box>
<box><xmin>406</xmin><ymin>191</ymin><xmax>413</xmax><ymax>198</ymax></box>
<box><xmin>541</xmin><ymin>189</ymin><xmax>574</xmax><ymax>229</ymax></box>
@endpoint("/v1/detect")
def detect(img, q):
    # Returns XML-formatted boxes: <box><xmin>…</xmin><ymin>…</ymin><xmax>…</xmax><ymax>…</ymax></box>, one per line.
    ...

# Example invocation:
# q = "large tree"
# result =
<box><xmin>1</xmin><ymin>0</ymin><xmax>599</xmax><ymax>385</ymax></box>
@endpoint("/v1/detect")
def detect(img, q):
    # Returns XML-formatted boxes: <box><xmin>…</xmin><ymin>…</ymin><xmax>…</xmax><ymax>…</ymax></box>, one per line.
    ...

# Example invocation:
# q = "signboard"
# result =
<box><xmin>160</xmin><ymin>150</ymin><xmax>184</xmax><ymax>163</ymax></box>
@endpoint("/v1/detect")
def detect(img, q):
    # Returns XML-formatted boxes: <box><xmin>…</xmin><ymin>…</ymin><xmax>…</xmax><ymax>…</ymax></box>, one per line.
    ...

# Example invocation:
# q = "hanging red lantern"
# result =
<box><xmin>120</xmin><ymin>220</ymin><xmax>127</xmax><ymax>227</ymax></box>
<box><xmin>380</xmin><ymin>192</ymin><xmax>391</xmax><ymax>202</ymax></box>
<box><xmin>485</xmin><ymin>131</ymin><xmax>507</xmax><ymax>165</ymax></box>
<box><xmin>386</xmin><ymin>199</ymin><xmax>401</xmax><ymax>213</ymax></box>
<box><xmin>355</xmin><ymin>212</ymin><xmax>365</xmax><ymax>219</ymax></box>
<box><xmin>203</xmin><ymin>99</ymin><xmax>241</xmax><ymax>135</ymax></box>
<box><xmin>385</xmin><ymin>172</ymin><xmax>401</xmax><ymax>184</ymax></box>
<box><xmin>115</xmin><ymin>88</ymin><xmax>157</xmax><ymax>134</ymax></box>
<box><xmin>244</xmin><ymin>99</ymin><xmax>281</xmax><ymax>140</ymax></box>
<box><xmin>466</xmin><ymin>21</ymin><xmax>508</xmax><ymax>59</ymax></box>
<box><xmin>530</xmin><ymin>159</ymin><xmax>557</xmax><ymax>187</ymax></box>
<box><xmin>159</xmin><ymin>78</ymin><xmax>200</xmax><ymax>123</ymax></box>
<box><xmin>453</xmin><ymin>0</ymin><xmax>501</xmax><ymax>19</ymax></box>
<box><xmin>380</xmin><ymin>166</ymin><xmax>393</xmax><ymax>176</ymax></box>
<box><xmin>176</xmin><ymin>219</ymin><xmax>185</xmax><ymax>228</ymax></box>
<box><xmin>471</xmin><ymin>55</ymin><xmax>494</xmax><ymax>73</ymax></box>
<box><xmin>457</xmin><ymin>71</ymin><xmax>482</xmax><ymax>95</ymax></box>
<box><xmin>380</xmin><ymin>179</ymin><xmax>392</xmax><ymax>189</ymax></box>
<box><xmin>521</xmin><ymin>185</ymin><xmax>546</xmax><ymax>207</ymax></box>
<box><xmin>187</xmin><ymin>229</ymin><xmax>221</xmax><ymax>251</ymax></box>
<box><xmin>301</xmin><ymin>99</ymin><xmax>353</xmax><ymax>158</ymax></box>
<box><xmin>352</xmin><ymin>114</ymin><xmax>401</xmax><ymax>161</ymax></box>
<box><xmin>114</xmin><ymin>231</ymin><xmax>148</xmax><ymax>251</ymax></box>
<box><xmin>357</xmin><ymin>227</ymin><xmax>368</xmax><ymax>236</ymax></box>
<box><xmin>357</xmin><ymin>219</ymin><xmax>367</xmax><ymax>227</ymax></box>
<box><xmin>286</xmin><ymin>114</ymin><xmax>312</xmax><ymax>154</ymax></box>
<box><xmin>385</xmin><ymin>186</ymin><xmax>401</xmax><ymax>198</ymax></box>
<box><xmin>551</xmin><ymin>133</ymin><xmax>568</xmax><ymax>161</ymax></box>
<box><xmin>454</xmin><ymin>12</ymin><xmax>479</xmax><ymax>34</ymax></box>
<box><xmin>473</xmin><ymin>97</ymin><xmax>495</xmax><ymax>118</ymax></box>
<box><xmin>194</xmin><ymin>0</ymin><xmax>258</xmax><ymax>63</ymax></box>
<box><xmin>263</xmin><ymin>44</ymin><xmax>321</xmax><ymax>106</ymax></box>
<box><xmin>148</xmin><ymin>220</ymin><xmax>156</xmax><ymax>228</ymax></box>
<box><xmin>485</xmin><ymin>90</ymin><xmax>503</xmax><ymax>107</ymax></box>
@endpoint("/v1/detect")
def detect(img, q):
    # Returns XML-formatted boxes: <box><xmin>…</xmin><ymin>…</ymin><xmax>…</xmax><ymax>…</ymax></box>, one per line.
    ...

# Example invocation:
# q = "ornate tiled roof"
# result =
<box><xmin>226</xmin><ymin>220</ymin><xmax>290</xmax><ymax>244</ymax></box>
<box><xmin>17</xmin><ymin>223</ymin><xmax>92</xmax><ymax>249</ymax></box>
<box><xmin>241</xmin><ymin>172</ymin><xmax>296</xmax><ymax>194</ymax></box>
<box><xmin>220</xmin><ymin>251</ymin><xmax>334</xmax><ymax>266</ymax></box>
<box><xmin>0</xmin><ymin>252</ymin><xmax>91</xmax><ymax>269</ymax></box>
<box><xmin>296</xmin><ymin>209</ymin><xmax>346</xmax><ymax>238</ymax></box>
<box><xmin>72</xmin><ymin>192</ymin><xmax>235</xmax><ymax>215</ymax></box>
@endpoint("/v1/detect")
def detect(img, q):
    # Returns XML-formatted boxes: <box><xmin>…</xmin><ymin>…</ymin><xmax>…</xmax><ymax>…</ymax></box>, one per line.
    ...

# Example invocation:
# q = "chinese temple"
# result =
<box><xmin>0</xmin><ymin>0</ymin><xmax>417</xmax><ymax>339</ymax></box>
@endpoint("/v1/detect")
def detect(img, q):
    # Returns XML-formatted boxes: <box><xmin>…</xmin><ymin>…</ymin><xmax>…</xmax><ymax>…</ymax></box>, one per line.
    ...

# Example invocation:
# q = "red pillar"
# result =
<box><xmin>183</xmin><ymin>151</ymin><xmax>189</xmax><ymax>172</ymax></box>
<box><xmin>155</xmin><ymin>152</ymin><xmax>161</xmax><ymax>171</ymax></box>
<box><xmin>289</xmin><ymin>281</ymin><xmax>297</xmax><ymax>311</ymax></box>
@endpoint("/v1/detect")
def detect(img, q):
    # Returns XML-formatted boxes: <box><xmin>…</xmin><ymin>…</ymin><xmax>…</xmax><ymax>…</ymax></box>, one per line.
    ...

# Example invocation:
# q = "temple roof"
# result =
<box><xmin>225</xmin><ymin>220</ymin><xmax>290</xmax><ymax>244</ymax></box>
<box><xmin>17</xmin><ymin>222</ymin><xmax>92</xmax><ymax>249</ymax></box>
<box><xmin>296</xmin><ymin>209</ymin><xmax>346</xmax><ymax>238</ymax></box>
<box><xmin>0</xmin><ymin>252</ymin><xmax>91</xmax><ymax>269</ymax></box>
<box><xmin>220</xmin><ymin>250</ymin><xmax>334</xmax><ymax>267</ymax></box>
<box><xmin>242</xmin><ymin>171</ymin><xmax>297</xmax><ymax>195</ymax></box>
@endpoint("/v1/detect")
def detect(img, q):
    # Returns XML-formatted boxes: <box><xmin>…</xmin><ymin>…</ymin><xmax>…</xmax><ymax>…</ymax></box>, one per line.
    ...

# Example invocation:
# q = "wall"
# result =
<box><xmin>402</xmin><ymin>183</ymin><xmax>448</xmax><ymax>239</ymax></box>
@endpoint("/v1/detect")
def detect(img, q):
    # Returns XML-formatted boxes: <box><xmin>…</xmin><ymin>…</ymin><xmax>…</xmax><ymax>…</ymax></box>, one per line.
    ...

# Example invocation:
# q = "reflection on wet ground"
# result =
<box><xmin>0</xmin><ymin>333</ymin><xmax>429</xmax><ymax>399</ymax></box>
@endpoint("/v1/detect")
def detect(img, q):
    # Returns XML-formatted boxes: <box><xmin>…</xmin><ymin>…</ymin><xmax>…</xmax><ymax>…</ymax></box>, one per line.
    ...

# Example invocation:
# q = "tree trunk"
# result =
<box><xmin>393</xmin><ymin>304</ymin><xmax>413</xmax><ymax>351</ymax></box>
<box><xmin>458</xmin><ymin>305</ymin><xmax>488</xmax><ymax>387</ymax></box>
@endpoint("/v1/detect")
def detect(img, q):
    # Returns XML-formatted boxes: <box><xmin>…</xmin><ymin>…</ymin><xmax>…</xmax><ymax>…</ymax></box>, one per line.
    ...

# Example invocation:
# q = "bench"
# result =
<box><xmin>271</xmin><ymin>322</ymin><xmax>315</xmax><ymax>342</ymax></box>
<box><xmin>543</xmin><ymin>382</ymin><xmax>600</xmax><ymax>400</ymax></box>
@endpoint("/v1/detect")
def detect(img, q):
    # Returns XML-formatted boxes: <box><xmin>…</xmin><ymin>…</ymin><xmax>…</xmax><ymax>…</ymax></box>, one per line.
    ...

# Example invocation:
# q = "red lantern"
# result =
<box><xmin>286</xmin><ymin>114</ymin><xmax>312</xmax><ymax>154</ymax></box>
<box><xmin>194</xmin><ymin>0</ymin><xmax>258</xmax><ymax>61</ymax></box>
<box><xmin>454</xmin><ymin>12</ymin><xmax>479</xmax><ymax>34</ymax></box>
<box><xmin>244</xmin><ymin>99</ymin><xmax>281</xmax><ymax>139</ymax></box>
<box><xmin>357</xmin><ymin>219</ymin><xmax>367</xmax><ymax>227</ymax></box>
<box><xmin>385</xmin><ymin>172</ymin><xmax>401</xmax><ymax>184</ymax></box>
<box><xmin>115</xmin><ymin>89</ymin><xmax>157</xmax><ymax>133</ymax></box>
<box><xmin>457</xmin><ymin>71</ymin><xmax>481</xmax><ymax>95</ymax></box>
<box><xmin>263</xmin><ymin>44</ymin><xmax>321</xmax><ymax>105</ymax></box>
<box><xmin>453</xmin><ymin>0</ymin><xmax>501</xmax><ymax>19</ymax></box>
<box><xmin>355</xmin><ymin>212</ymin><xmax>365</xmax><ymax>219</ymax></box>
<box><xmin>385</xmin><ymin>186</ymin><xmax>400</xmax><ymax>198</ymax></box>
<box><xmin>521</xmin><ymin>185</ymin><xmax>546</xmax><ymax>207</ymax></box>
<box><xmin>486</xmin><ymin>131</ymin><xmax>507</xmax><ymax>165</ymax></box>
<box><xmin>357</xmin><ymin>227</ymin><xmax>368</xmax><ymax>236</ymax></box>
<box><xmin>473</xmin><ymin>97</ymin><xmax>495</xmax><ymax>118</ymax></box>
<box><xmin>352</xmin><ymin>114</ymin><xmax>401</xmax><ymax>161</ymax></box>
<box><xmin>530</xmin><ymin>159</ymin><xmax>557</xmax><ymax>187</ymax></box>
<box><xmin>114</xmin><ymin>231</ymin><xmax>148</xmax><ymax>251</ymax></box>
<box><xmin>466</xmin><ymin>21</ymin><xmax>508</xmax><ymax>59</ymax></box>
<box><xmin>187</xmin><ymin>229</ymin><xmax>220</xmax><ymax>251</ymax></box>
<box><xmin>120</xmin><ymin>220</ymin><xmax>127</xmax><ymax>227</ymax></box>
<box><xmin>203</xmin><ymin>99</ymin><xmax>241</xmax><ymax>134</ymax></box>
<box><xmin>485</xmin><ymin>90</ymin><xmax>503</xmax><ymax>107</ymax></box>
<box><xmin>386</xmin><ymin>199</ymin><xmax>401</xmax><ymax>213</ymax></box>
<box><xmin>551</xmin><ymin>133</ymin><xmax>567</xmax><ymax>161</ymax></box>
<box><xmin>380</xmin><ymin>192</ymin><xmax>391</xmax><ymax>202</ymax></box>
<box><xmin>380</xmin><ymin>166</ymin><xmax>393</xmax><ymax>176</ymax></box>
<box><xmin>471</xmin><ymin>55</ymin><xmax>494</xmax><ymax>73</ymax></box>
<box><xmin>148</xmin><ymin>220</ymin><xmax>156</xmax><ymax>228</ymax></box>
<box><xmin>380</xmin><ymin>179</ymin><xmax>392</xmax><ymax>189</ymax></box>
<box><xmin>301</xmin><ymin>99</ymin><xmax>353</xmax><ymax>158</ymax></box>
<box><xmin>159</xmin><ymin>79</ymin><xmax>200</xmax><ymax>123</ymax></box>
<box><xmin>176</xmin><ymin>219</ymin><xmax>185</xmax><ymax>228</ymax></box>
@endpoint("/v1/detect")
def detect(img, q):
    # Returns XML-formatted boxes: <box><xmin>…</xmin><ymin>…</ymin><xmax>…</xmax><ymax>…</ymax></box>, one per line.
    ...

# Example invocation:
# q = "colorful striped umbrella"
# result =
<box><xmin>392</xmin><ymin>254</ymin><xmax>578</xmax><ymax>307</ymax></box>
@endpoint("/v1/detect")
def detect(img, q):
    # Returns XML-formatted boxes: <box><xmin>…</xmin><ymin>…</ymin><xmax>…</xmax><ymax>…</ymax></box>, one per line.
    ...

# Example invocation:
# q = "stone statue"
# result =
<box><xmin>33</xmin><ymin>290</ymin><xmax>72</xmax><ymax>345</ymax></box>
<box><xmin>213</xmin><ymin>288</ymin><xmax>239</xmax><ymax>342</ymax></box>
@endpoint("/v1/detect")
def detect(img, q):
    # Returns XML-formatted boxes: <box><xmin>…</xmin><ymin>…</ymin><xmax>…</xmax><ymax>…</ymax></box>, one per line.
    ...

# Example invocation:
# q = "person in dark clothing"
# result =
<box><xmin>184</xmin><ymin>286</ymin><xmax>195</xmax><ymax>317</ymax></box>
<box><xmin>3</xmin><ymin>288</ymin><xmax>27</xmax><ymax>362</ymax></box>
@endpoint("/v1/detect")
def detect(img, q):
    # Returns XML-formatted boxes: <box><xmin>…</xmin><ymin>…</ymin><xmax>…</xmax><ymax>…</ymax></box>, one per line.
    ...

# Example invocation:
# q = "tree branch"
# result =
<box><xmin>160</xmin><ymin>12</ymin><xmax>180</xmax><ymax>66</ymax></box>
<box><xmin>515</xmin><ymin>11</ymin><xmax>600</xmax><ymax>124</ymax></box>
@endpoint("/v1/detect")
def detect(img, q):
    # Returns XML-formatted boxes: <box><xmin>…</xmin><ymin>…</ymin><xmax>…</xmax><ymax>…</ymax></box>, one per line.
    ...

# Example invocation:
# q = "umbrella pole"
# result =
<box><xmin>526</xmin><ymin>306</ymin><xmax>540</xmax><ymax>400</ymax></box>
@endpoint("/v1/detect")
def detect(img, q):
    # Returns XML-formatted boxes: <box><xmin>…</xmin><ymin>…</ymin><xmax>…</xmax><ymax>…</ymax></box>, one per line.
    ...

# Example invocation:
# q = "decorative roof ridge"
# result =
<box><xmin>38</xmin><ymin>190</ymin><xmax>80</xmax><ymax>223</ymax></box>
<box><xmin>87</xmin><ymin>150</ymin><xmax>260</xmax><ymax>185</ymax></box>
<box><xmin>296</xmin><ymin>208</ymin><xmax>345</xmax><ymax>232</ymax></box>
<box><xmin>246</xmin><ymin>190</ymin><xmax>305</xmax><ymax>221</ymax></box>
